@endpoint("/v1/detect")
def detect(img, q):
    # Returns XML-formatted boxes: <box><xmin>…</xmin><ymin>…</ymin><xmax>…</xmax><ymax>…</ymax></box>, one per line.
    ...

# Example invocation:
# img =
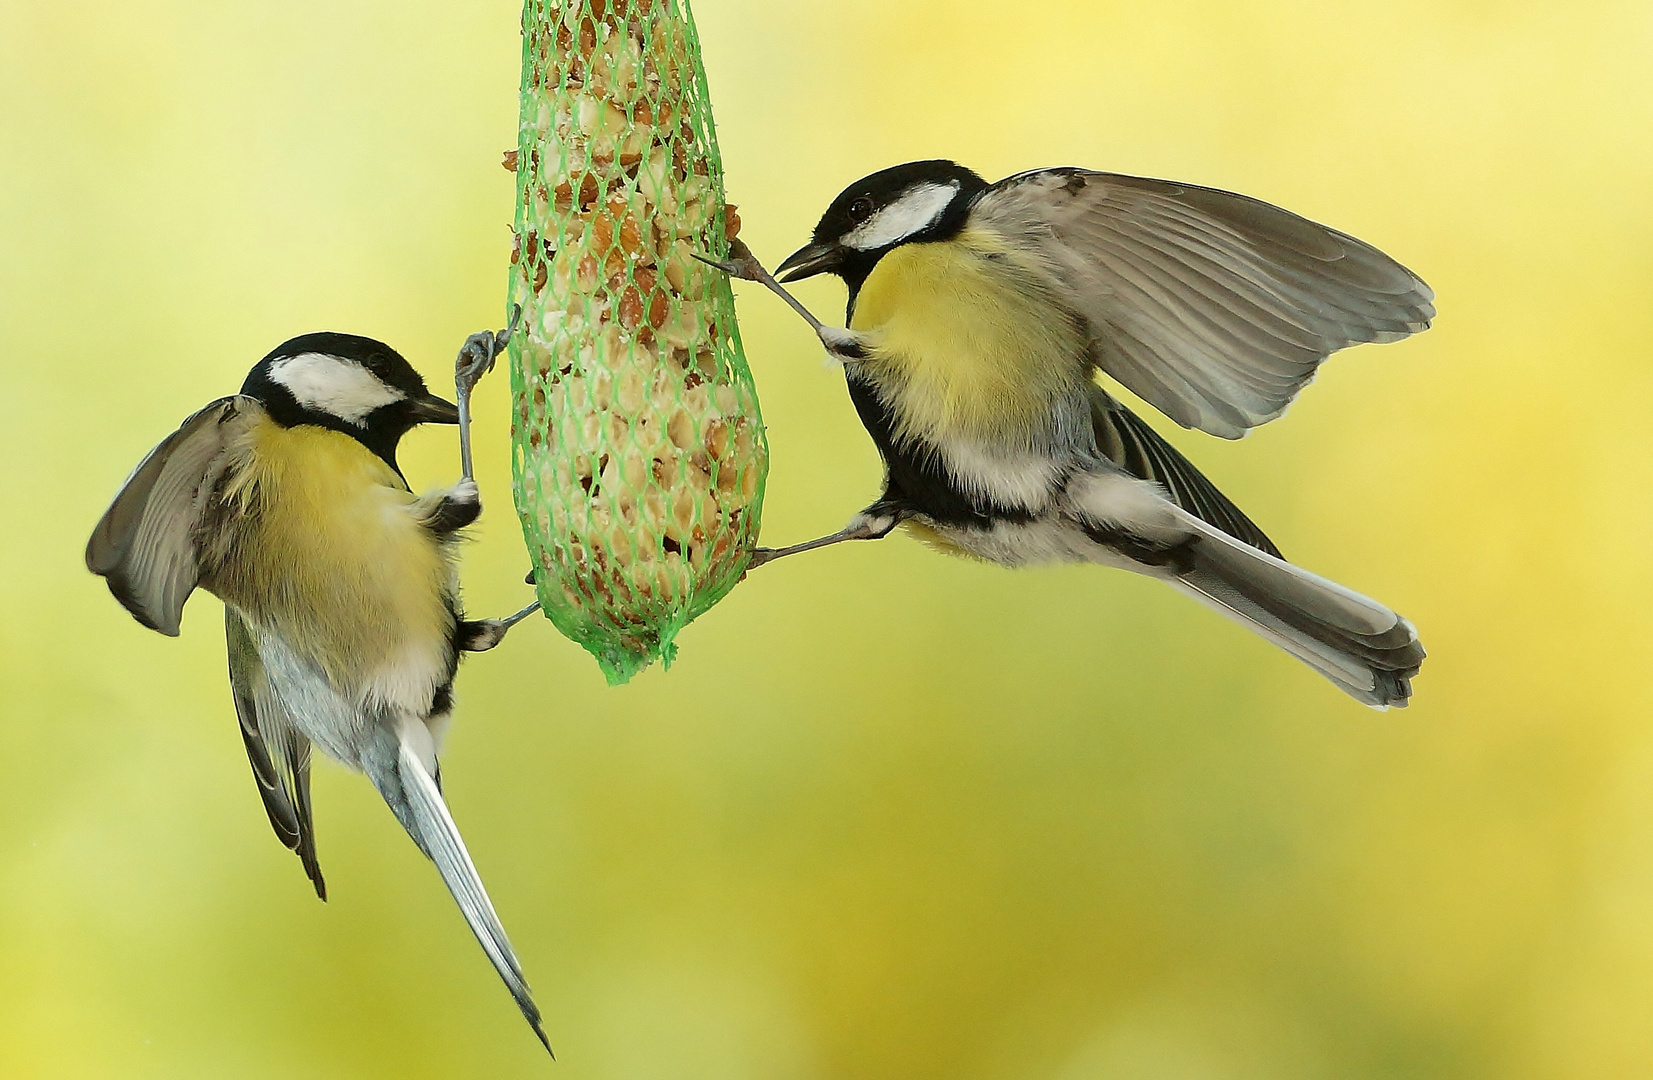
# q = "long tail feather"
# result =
<box><xmin>395</xmin><ymin>740</ymin><xmax>552</xmax><ymax>1054</ymax></box>
<box><xmin>1173</xmin><ymin>520</ymin><xmax>1424</xmax><ymax>708</ymax></box>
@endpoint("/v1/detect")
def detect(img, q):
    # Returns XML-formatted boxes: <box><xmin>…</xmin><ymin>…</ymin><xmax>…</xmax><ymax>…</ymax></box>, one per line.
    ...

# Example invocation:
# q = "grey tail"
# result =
<box><xmin>1170</xmin><ymin>521</ymin><xmax>1424</xmax><ymax>708</ymax></box>
<box><xmin>379</xmin><ymin>739</ymin><xmax>552</xmax><ymax>1055</ymax></box>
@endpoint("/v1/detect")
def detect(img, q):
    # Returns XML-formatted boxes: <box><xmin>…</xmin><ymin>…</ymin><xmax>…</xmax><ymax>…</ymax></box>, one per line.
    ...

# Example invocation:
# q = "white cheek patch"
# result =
<box><xmin>844</xmin><ymin>181</ymin><xmax>960</xmax><ymax>250</ymax></box>
<box><xmin>267</xmin><ymin>352</ymin><xmax>405</xmax><ymax>426</ymax></box>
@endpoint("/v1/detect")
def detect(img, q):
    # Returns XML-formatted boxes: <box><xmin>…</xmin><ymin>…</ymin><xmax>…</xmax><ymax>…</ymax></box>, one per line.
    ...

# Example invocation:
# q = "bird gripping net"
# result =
<box><xmin>509</xmin><ymin>0</ymin><xmax>768</xmax><ymax>684</ymax></box>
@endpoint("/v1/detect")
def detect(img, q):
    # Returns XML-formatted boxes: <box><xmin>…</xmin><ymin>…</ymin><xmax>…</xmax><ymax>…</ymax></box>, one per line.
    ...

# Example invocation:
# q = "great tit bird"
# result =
<box><xmin>86</xmin><ymin>320</ymin><xmax>549</xmax><ymax>1049</ymax></box>
<box><xmin>708</xmin><ymin>160</ymin><xmax>1431</xmax><ymax>707</ymax></box>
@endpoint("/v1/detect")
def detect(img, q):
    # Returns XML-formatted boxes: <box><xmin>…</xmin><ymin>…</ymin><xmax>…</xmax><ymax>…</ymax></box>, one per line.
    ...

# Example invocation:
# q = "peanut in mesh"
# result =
<box><xmin>512</xmin><ymin>2</ymin><xmax>765</xmax><ymax>634</ymax></box>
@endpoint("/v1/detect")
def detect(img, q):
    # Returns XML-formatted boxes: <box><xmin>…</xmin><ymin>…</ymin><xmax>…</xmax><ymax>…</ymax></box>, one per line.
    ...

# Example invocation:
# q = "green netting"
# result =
<box><xmin>509</xmin><ymin>0</ymin><xmax>767</xmax><ymax>684</ymax></box>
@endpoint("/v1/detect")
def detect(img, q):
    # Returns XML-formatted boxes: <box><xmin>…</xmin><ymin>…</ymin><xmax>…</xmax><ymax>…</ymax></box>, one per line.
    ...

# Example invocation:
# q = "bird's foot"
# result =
<box><xmin>693</xmin><ymin>238</ymin><xmax>770</xmax><ymax>282</ymax></box>
<box><xmin>456</xmin><ymin>304</ymin><xmax>522</xmax><ymax>394</ymax></box>
<box><xmin>744</xmin><ymin>511</ymin><xmax>899</xmax><ymax>570</ymax></box>
<box><xmin>459</xmin><ymin>601</ymin><xmax>541</xmax><ymax>652</ymax></box>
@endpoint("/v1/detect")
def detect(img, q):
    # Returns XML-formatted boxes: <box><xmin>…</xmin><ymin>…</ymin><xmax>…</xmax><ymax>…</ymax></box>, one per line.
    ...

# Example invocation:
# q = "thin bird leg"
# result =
<box><xmin>748</xmin><ymin>513</ymin><xmax>898</xmax><ymax>570</ymax></box>
<box><xmin>697</xmin><ymin>241</ymin><xmax>884</xmax><ymax>569</ymax></box>
<box><xmin>455</xmin><ymin>303</ymin><xmax>523</xmax><ymax>483</ymax></box>
<box><xmin>460</xmin><ymin>600</ymin><xmax>542</xmax><ymax>652</ymax></box>
<box><xmin>447</xmin><ymin>307</ymin><xmax>540</xmax><ymax>644</ymax></box>
<box><xmin>495</xmin><ymin>600</ymin><xmax>540</xmax><ymax>633</ymax></box>
<box><xmin>696</xmin><ymin>241</ymin><xmax>863</xmax><ymax>359</ymax></box>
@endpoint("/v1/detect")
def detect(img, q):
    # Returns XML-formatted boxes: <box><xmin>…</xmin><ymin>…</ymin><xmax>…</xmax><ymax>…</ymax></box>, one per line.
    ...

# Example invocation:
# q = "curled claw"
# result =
<box><xmin>695</xmin><ymin>239</ymin><xmax>843</xmax><ymax>343</ymax></box>
<box><xmin>693</xmin><ymin>239</ymin><xmax>770</xmax><ymax>283</ymax></box>
<box><xmin>453</xmin><ymin>308</ymin><xmax>522</xmax><ymax>482</ymax></box>
<box><xmin>456</xmin><ymin>332</ymin><xmax>497</xmax><ymax>393</ymax></box>
<box><xmin>457</xmin><ymin>305</ymin><xmax>524</xmax><ymax>394</ymax></box>
<box><xmin>494</xmin><ymin>302</ymin><xmax>523</xmax><ymax>354</ymax></box>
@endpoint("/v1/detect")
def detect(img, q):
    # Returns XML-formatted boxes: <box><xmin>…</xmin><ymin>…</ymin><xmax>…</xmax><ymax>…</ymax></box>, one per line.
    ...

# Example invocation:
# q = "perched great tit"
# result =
<box><xmin>709</xmin><ymin>160</ymin><xmax>1432</xmax><ymax>707</ymax></box>
<box><xmin>86</xmin><ymin>321</ymin><xmax>549</xmax><ymax>1049</ymax></box>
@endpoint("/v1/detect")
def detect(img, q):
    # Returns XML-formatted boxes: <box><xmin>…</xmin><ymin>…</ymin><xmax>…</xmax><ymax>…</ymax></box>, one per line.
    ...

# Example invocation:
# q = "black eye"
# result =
<box><xmin>848</xmin><ymin>197</ymin><xmax>874</xmax><ymax>222</ymax></box>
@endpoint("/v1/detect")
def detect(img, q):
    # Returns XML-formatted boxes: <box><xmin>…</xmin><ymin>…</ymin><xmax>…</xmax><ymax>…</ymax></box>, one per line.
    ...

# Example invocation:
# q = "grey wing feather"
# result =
<box><xmin>976</xmin><ymin>169</ymin><xmax>1434</xmax><ymax>438</ymax></box>
<box><xmin>394</xmin><ymin>740</ymin><xmax>550</xmax><ymax>1053</ymax></box>
<box><xmin>1089</xmin><ymin>386</ymin><xmax>1281</xmax><ymax>558</ymax></box>
<box><xmin>225</xmin><ymin>607</ymin><xmax>326</xmax><ymax>899</ymax></box>
<box><xmin>86</xmin><ymin>396</ymin><xmax>264</xmax><ymax>635</ymax></box>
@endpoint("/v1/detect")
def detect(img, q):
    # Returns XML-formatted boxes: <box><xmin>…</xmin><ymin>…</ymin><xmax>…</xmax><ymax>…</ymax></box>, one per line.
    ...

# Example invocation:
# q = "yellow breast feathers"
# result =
<box><xmin>211</xmin><ymin>418</ymin><xmax>456</xmax><ymax>692</ymax></box>
<box><xmin>849</xmin><ymin>227</ymin><xmax>1089</xmax><ymax>447</ymax></box>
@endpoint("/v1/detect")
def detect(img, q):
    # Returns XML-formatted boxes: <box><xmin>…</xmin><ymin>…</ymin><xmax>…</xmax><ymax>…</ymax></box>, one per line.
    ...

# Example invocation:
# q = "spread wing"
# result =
<box><xmin>975</xmin><ymin>169</ymin><xmax>1434</xmax><ymax>438</ymax></box>
<box><xmin>226</xmin><ymin>607</ymin><xmax>326</xmax><ymax>899</ymax></box>
<box><xmin>86</xmin><ymin>396</ymin><xmax>264</xmax><ymax>635</ymax></box>
<box><xmin>1090</xmin><ymin>386</ymin><xmax>1281</xmax><ymax>558</ymax></box>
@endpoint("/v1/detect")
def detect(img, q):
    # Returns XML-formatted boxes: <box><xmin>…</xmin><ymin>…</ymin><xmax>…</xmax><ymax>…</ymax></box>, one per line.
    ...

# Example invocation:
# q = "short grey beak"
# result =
<box><xmin>776</xmin><ymin>240</ymin><xmax>842</xmax><ymax>283</ymax></box>
<box><xmin>410</xmin><ymin>393</ymin><xmax>460</xmax><ymax>425</ymax></box>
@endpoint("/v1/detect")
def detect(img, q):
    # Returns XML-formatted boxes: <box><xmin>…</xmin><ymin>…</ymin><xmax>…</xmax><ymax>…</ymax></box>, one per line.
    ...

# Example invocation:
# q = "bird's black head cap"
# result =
<box><xmin>777</xmin><ymin>160</ymin><xmax>990</xmax><ymax>296</ymax></box>
<box><xmin>241</xmin><ymin>332</ymin><xmax>459</xmax><ymax>477</ymax></box>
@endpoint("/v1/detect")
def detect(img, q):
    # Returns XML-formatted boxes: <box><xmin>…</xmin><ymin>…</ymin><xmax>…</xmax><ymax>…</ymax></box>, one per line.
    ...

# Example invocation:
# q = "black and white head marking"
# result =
<box><xmin>778</xmin><ymin>160</ymin><xmax>991</xmax><ymax>293</ymax></box>
<box><xmin>819</xmin><ymin>160</ymin><xmax>986</xmax><ymax>250</ymax></box>
<box><xmin>241</xmin><ymin>332</ymin><xmax>458</xmax><ymax>474</ymax></box>
<box><xmin>842</xmin><ymin>180</ymin><xmax>963</xmax><ymax>251</ymax></box>
<box><xmin>264</xmin><ymin>350</ymin><xmax>406</xmax><ymax>427</ymax></box>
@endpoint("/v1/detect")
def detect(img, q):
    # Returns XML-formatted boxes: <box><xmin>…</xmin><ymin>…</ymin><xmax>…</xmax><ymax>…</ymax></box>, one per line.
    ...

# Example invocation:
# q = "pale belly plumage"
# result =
<box><xmin>902</xmin><ymin>473</ymin><xmax>1186</xmax><ymax>574</ymax></box>
<box><xmin>204</xmin><ymin>419</ymin><xmax>457</xmax><ymax>721</ymax></box>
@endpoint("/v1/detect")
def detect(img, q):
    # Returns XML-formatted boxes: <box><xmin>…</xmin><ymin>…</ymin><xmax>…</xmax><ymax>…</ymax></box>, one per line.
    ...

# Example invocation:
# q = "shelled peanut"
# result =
<box><xmin>509</xmin><ymin>0</ymin><xmax>766</xmax><ymax>650</ymax></box>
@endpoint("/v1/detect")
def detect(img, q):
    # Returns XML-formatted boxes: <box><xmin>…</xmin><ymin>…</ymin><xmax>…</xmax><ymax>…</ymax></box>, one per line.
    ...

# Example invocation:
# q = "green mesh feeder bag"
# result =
<box><xmin>509</xmin><ymin>0</ymin><xmax>768</xmax><ymax>683</ymax></box>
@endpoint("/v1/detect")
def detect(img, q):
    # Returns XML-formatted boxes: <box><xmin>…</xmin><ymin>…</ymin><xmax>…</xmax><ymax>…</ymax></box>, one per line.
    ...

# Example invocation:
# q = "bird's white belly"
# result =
<box><xmin>249</xmin><ymin>623</ymin><xmax>378</xmax><ymax>767</ymax></box>
<box><xmin>907</xmin><ymin>469</ymin><xmax>1192</xmax><ymax>573</ymax></box>
<box><xmin>934</xmin><ymin>437</ymin><xmax>1062</xmax><ymax>513</ymax></box>
<box><xmin>905</xmin><ymin>515</ymin><xmax>1132</xmax><ymax>571</ymax></box>
<box><xmin>242</xmin><ymin>613</ymin><xmax>455</xmax><ymax>769</ymax></box>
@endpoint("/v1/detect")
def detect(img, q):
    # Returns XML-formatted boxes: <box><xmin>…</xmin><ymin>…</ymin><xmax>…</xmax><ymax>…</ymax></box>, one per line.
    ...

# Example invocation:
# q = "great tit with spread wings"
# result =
<box><xmin>709</xmin><ymin>160</ymin><xmax>1431</xmax><ymax>707</ymax></box>
<box><xmin>86</xmin><ymin>318</ymin><xmax>549</xmax><ymax>1049</ymax></box>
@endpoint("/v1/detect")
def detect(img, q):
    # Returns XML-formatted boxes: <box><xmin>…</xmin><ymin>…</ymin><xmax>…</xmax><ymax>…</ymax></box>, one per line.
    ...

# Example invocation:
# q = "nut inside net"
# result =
<box><xmin>509</xmin><ymin>0</ymin><xmax>769</xmax><ymax>683</ymax></box>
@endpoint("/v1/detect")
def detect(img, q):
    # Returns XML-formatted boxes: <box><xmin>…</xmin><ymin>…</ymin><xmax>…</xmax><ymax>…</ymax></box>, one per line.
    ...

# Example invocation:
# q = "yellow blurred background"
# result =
<box><xmin>3</xmin><ymin>0</ymin><xmax>1652</xmax><ymax>1076</ymax></box>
